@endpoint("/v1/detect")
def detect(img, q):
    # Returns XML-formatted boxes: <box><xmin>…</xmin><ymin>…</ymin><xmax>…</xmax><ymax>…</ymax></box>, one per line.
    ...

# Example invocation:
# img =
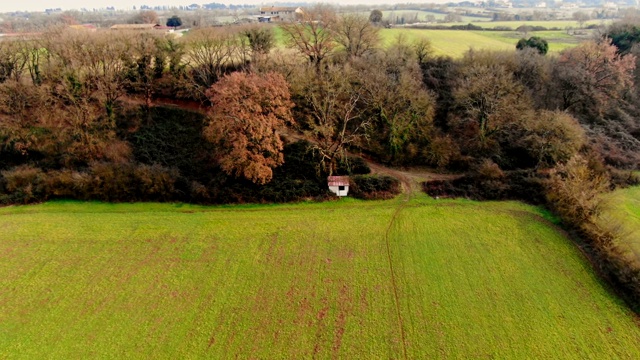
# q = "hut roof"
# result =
<box><xmin>328</xmin><ymin>176</ymin><xmax>349</xmax><ymax>186</ymax></box>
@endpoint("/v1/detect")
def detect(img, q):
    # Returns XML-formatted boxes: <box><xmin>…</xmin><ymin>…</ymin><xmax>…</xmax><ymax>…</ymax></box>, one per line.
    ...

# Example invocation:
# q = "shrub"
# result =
<box><xmin>0</xmin><ymin>165</ymin><xmax>46</xmax><ymax>204</ymax></box>
<box><xmin>476</xmin><ymin>159</ymin><xmax>504</xmax><ymax>179</ymax></box>
<box><xmin>349</xmin><ymin>175</ymin><xmax>401</xmax><ymax>200</ymax></box>
<box><xmin>545</xmin><ymin>155</ymin><xmax>640</xmax><ymax>310</ymax></box>
<box><xmin>424</xmin><ymin>135</ymin><xmax>461</xmax><ymax>168</ymax></box>
<box><xmin>423</xmin><ymin>169</ymin><xmax>545</xmax><ymax>204</ymax></box>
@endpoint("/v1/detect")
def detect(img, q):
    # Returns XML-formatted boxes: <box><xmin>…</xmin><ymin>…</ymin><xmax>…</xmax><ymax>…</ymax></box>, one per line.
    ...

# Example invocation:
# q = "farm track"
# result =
<box><xmin>384</xmin><ymin>189</ymin><xmax>409</xmax><ymax>359</ymax></box>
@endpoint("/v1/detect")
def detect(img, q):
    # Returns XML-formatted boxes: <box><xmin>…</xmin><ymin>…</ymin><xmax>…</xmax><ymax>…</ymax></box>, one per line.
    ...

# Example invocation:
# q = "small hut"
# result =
<box><xmin>328</xmin><ymin>176</ymin><xmax>349</xmax><ymax>197</ymax></box>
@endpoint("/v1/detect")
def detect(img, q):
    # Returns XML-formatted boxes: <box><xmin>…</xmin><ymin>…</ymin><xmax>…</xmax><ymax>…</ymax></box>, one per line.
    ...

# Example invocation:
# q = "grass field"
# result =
<box><xmin>348</xmin><ymin>9</ymin><xmax>483</xmax><ymax>24</ymax></box>
<box><xmin>2</xmin><ymin>195</ymin><xmax>640</xmax><ymax>357</ymax></box>
<box><xmin>603</xmin><ymin>186</ymin><xmax>640</xmax><ymax>261</ymax></box>
<box><xmin>273</xmin><ymin>26</ymin><xmax>582</xmax><ymax>58</ymax></box>
<box><xmin>380</xmin><ymin>28</ymin><xmax>580</xmax><ymax>57</ymax></box>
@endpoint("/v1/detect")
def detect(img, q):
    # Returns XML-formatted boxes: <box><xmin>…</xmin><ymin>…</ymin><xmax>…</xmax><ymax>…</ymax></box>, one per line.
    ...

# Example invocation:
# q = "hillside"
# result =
<box><xmin>1</xmin><ymin>197</ymin><xmax>640</xmax><ymax>357</ymax></box>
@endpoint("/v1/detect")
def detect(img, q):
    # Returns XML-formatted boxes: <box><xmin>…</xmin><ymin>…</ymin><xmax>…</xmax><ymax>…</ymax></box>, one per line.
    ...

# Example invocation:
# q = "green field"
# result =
<box><xmin>603</xmin><ymin>185</ymin><xmax>640</xmax><ymax>261</ymax></box>
<box><xmin>2</xmin><ymin>195</ymin><xmax>640</xmax><ymax>357</ymax></box>
<box><xmin>273</xmin><ymin>25</ymin><xmax>581</xmax><ymax>58</ymax></box>
<box><xmin>349</xmin><ymin>9</ymin><xmax>484</xmax><ymax>24</ymax></box>
<box><xmin>380</xmin><ymin>28</ymin><xmax>581</xmax><ymax>57</ymax></box>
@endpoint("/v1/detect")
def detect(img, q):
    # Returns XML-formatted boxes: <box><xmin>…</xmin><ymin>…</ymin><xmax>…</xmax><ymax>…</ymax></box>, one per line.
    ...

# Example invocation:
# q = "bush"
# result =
<box><xmin>349</xmin><ymin>175</ymin><xmax>401</xmax><ymax>200</ymax></box>
<box><xmin>335</xmin><ymin>156</ymin><xmax>371</xmax><ymax>176</ymax></box>
<box><xmin>0</xmin><ymin>165</ymin><xmax>46</xmax><ymax>204</ymax></box>
<box><xmin>545</xmin><ymin>155</ymin><xmax>640</xmax><ymax>310</ymax></box>
<box><xmin>423</xmin><ymin>169</ymin><xmax>545</xmax><ymax>204</ymax></box>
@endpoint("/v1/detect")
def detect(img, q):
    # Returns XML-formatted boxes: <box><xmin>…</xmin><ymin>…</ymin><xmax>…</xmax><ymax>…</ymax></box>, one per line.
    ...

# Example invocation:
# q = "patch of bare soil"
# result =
<box><xmin>366</xmin><ymin>162</ymin><xmax>463</xmax><ymax>197</ymax></box>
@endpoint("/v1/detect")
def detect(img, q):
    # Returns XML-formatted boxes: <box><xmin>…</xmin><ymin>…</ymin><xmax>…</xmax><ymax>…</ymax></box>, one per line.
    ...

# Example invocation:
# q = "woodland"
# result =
<box><xmin>2</xmin><ymin>6</ymin><xmax>640</xmax><ymax>308</ymax></box>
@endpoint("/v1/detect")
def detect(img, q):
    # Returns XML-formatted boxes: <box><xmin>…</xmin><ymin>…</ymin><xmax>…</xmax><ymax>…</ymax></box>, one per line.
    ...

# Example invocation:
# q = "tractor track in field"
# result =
<box><xmin>384</xmin><ymin>196</ymin><xmax>409</xmax><ymax>360</ymax></box>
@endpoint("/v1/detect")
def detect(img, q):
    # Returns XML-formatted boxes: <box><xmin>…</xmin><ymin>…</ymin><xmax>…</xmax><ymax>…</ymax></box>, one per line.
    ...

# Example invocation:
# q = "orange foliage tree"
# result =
<box><xmin>204</xmin><ymin>72</ymin><xmax>294</xmax><ymax>185</ymax></box>
<box><xmin>555</xmin><ymin>39</ymin><xmax>636</xmax><ymax>117</ymax></box>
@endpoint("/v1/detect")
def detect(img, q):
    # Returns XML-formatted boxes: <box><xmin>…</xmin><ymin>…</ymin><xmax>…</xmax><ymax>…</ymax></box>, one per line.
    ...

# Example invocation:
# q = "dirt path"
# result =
<box><xmin>366</xmin><ymin>161</ymin><xmax>463</xmax><ymax>197</ymax></box>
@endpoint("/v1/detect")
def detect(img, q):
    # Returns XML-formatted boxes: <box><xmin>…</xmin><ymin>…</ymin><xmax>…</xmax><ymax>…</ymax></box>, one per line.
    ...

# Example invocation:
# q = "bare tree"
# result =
<box><xmin>281</xmin><ymin>5</ymin><xmax>338</xmax><ymax>71</ymax></box>
<box><xmin>300</xmin><ymin>65</ymin><xmax>371</xmax><ymax>174</ymax></box>
<box><xmin>0</xmin><ymin>40</ymin><xmax>27</xmax><ymax>83</ymax></box>
<box><xmin>183</xmin><ymin>27</ymin><xmax>248</xmax><ymax>98</ymax></box>
<box><xmin>335</xmin><ymin>14</ymin><xmax>380</xmax><ymax>59</ymax></box>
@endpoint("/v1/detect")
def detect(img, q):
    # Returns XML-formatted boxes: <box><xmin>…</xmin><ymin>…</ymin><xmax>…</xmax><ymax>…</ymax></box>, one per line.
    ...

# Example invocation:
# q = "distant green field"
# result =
<box><xmin>380</xmin><ymin>28</ymin><xmax>579</xmax><ymax>57</ymax></box>
<box><xmin>603</xmin><ymin>185</ymin><xmax>640</xmax><ymax>261</ymax></box>
<box><xmin>1</xmin><ymin>196</ymin><xmax>640</xmax><ymax>357</ymax></box>
<box><xmin>274</xmin><ymin>25</ymin><xmax>581</xmax><ymax>58</ymax></box>
<box><xmin>348</xmin><ymin>9</ymin><xmax>483</xmax><ymax>24</ymax></box>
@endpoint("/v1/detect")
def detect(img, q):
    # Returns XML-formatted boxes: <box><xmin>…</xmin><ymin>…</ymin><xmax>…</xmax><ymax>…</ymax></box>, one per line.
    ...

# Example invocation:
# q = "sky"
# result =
<box><xmin>0</xmin><ymin>0</ymin><xmax>452</xmax><ymax>13</ymax></box>
<box><xmin>2</xmin><ymin>1</ymin><xmax>200</xmax><ymax>12</ymax></box>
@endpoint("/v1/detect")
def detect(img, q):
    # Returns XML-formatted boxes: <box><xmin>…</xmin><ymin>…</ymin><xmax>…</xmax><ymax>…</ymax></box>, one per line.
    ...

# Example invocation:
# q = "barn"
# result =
<box><xmin>328</xmin><ymin>176</ymin><xmax>349</xmax><ymax>197</ymax></box>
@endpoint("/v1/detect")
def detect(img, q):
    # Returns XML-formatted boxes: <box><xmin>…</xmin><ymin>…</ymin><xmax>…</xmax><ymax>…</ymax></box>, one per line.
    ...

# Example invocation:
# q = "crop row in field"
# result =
<box><xmin>1</xmin><ymin>196</ymin><xmax>639</xmax><ymax>357</ymax></box>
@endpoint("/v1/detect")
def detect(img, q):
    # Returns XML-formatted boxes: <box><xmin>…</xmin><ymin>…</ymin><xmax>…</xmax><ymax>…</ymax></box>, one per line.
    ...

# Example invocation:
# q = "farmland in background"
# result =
<box><xmin>1</xmin><ymin>196</ymin><xmax>640</xmax><ymax>357</ymax></box>
<box><xmin>272</xmin><ymin>25</ymin><xmax>585</xmax><ymax>57</ymax></box>
<box><xmin>380</xmin><ymin>28</ymin><xmax>581</xmax><ymax>56</ymax></box>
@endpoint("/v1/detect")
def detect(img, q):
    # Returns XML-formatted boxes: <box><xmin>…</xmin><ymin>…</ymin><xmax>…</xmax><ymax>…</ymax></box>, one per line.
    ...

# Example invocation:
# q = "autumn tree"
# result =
<box><xmin>335</xmin><ymin>14</ymin><xmax>380</xmax><ymax>59</ymax></box>
<box><xmin>204</xmin><ymin>72</ymin><xmax>294</xmax><ymax>184</ymax></box>
<box><xmin>553</xmin><ymin>39</ymin><xmax>635</xmax><ymax>118</ymax></box>
<box><xmin>281</xmin><ymin>5</ymin><xmax>337</xmax><ymax>70</ymax></box>
<box><xmin>521</xmin><ymin>110</ymin><xmax>586</xmax><ymax>167</ymax></box>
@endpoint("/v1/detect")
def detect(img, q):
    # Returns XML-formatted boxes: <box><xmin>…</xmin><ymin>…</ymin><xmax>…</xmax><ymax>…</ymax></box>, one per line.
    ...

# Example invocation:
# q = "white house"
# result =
<box><xmin>328</xmin><ymin>176</ymin><xmax>349</xmax><ymax>197</ymax></box>
<box><xmin>258</xmin><ymin>6</ymin><xmax>303</xmax><ymax>22</ymax></box>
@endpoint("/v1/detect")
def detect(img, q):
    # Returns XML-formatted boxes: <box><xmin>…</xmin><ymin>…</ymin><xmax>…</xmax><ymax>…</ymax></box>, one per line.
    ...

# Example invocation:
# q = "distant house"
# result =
<box><xmin>328</xmin><ymin>176</ymin><xmax>349</xmax><ymax>197</ymax></box>
<box><xmin>258</xmin><ymin>6</ymin><xmax>303</xmax><ymax>22</ymax></box>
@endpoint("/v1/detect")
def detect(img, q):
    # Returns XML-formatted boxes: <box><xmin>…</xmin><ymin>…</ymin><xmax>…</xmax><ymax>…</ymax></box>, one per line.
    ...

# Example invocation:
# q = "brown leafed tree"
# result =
<box><xmin>204</xmin><ymin>72</ymin><xmax>294</xmax><ymax>185</ymax></box>
<box><xmin>554</xmin><ymin>39</ymin><xmax>636</xmax><ymax>117</ymax></box>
